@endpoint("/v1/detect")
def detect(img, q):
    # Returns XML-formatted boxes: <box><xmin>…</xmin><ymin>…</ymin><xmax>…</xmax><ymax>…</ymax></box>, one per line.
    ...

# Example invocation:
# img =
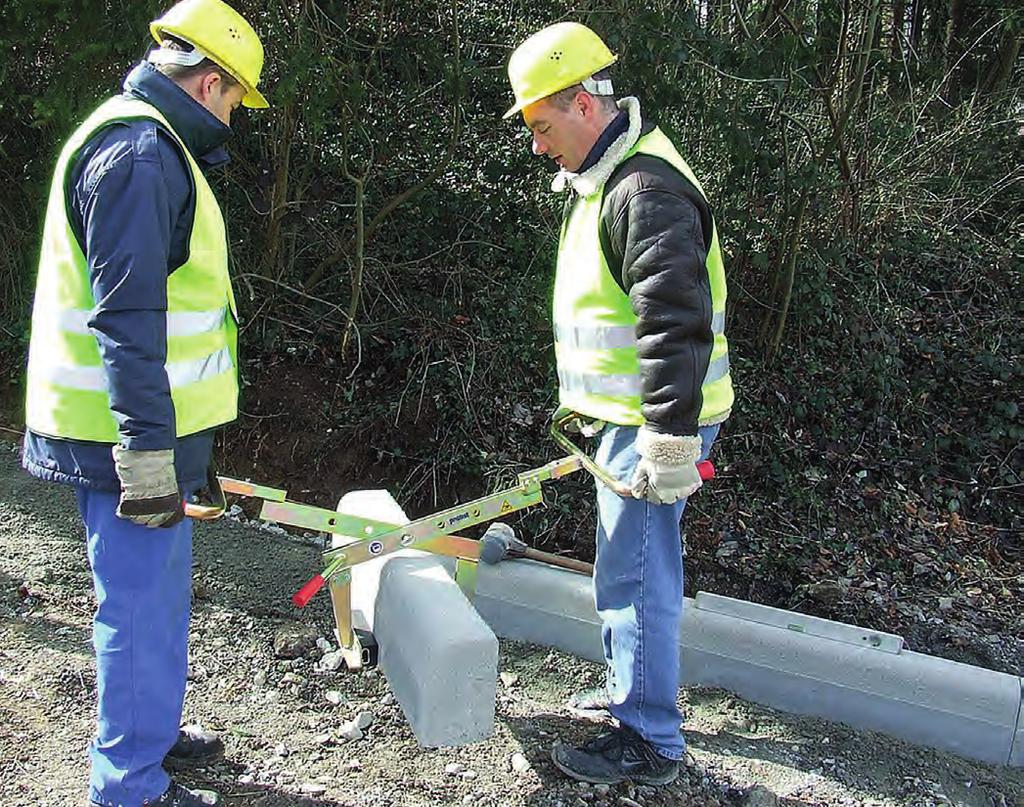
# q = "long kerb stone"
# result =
<box><xmin>473</xmin><ymin>560</ymin><xmax>1023</xmax><ymax>767</ymax></box>
<box><xmin>335</xmin><ymin>490</ymin><xmax>497</xmax><ymax>747</ymax></box>
<box><xmin>1011</xmin><ymin>679</ymin><xmax>1024</xmax><ymax>766</ymax></box>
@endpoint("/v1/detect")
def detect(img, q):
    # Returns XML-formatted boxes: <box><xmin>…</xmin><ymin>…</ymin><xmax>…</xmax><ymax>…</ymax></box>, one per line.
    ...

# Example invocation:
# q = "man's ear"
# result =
<box><xmin>200</xmin><ymin>71</ymin><xmax>221</xmax><ymax>102</ymax></box>
<box><xmin>577</xmin><ymin>91</ymin><xmax>595</xmax><ymax>118</ymax></box>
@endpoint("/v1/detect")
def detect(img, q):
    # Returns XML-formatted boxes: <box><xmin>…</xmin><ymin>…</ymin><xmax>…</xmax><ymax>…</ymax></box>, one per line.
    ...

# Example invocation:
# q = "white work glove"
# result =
<box><xmin>630</xmin><ymin>427</ymin><xmax>703</xmax><ymax>505</ymax></box>
<box><xmin>112</xmin><ymin>446</ymin><xmax>185</xmax><ymax>528</ymax></box>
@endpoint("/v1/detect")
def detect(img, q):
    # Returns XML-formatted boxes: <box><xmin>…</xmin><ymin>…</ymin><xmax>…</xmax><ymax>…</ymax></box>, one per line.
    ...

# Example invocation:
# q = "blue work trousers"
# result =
<box><xmin>593</xmin><ymin>423</ymin><xmax>720</xmax><ymax>760</ymax></box>
<box><xmin>76</xmin><ymin>487</ymin><xmax>191</xmax><ymax>806</ymax></box>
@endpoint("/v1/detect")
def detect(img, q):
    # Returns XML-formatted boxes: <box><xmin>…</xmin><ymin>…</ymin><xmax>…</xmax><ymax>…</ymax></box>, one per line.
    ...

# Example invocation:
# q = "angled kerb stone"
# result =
<box><xmin>335</xmin><ymin>490</ymin><xmax>498</xmax><ymax>747</ymax></box>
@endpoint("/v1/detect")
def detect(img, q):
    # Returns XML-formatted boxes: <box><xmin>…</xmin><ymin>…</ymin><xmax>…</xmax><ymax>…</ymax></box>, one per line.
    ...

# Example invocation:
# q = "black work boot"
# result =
<box><xmin>567</xmin><ymin>686</ymin><xmax>611</xmax><ymax>714</ymax></box>
<box><xmin>90</xmin><ymin>782</ymin><xmax>221</xmax><ymax>806</ymax></box>
<box><xmin>146</xmin><ymin>783</ymin><xmax>221</xmax><ymax>806</ymax></box>
<box><xmin>164</xmin><ymin>724</ymin><xmax>225</xmax><ymax>768</ymax></box>
<box><xmin>551</xmin><ymin>725</ymin><xmax>679</xmax><ymax>785</ymax></box>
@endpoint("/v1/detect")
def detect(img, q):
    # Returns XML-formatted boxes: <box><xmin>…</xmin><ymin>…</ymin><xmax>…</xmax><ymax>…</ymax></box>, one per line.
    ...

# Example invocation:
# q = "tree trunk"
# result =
<box><xmin>840</xmin><ymin>0</ymin><xmax>883</xmax><ymax>135</ymax></box>
<box><xmin>943</xmin><ymin>0</ymin><xmax>970</xmax><ymax>101</ymax></box>
<box><xmin>262</xmin><ymin>104</ymin><xmax>295</xmax><ymax>282</ymax></box>
<box><xmin>815</xmin><ymin>0</ymin><xmax>843</xmax><ymax>74</ymax></box>
<box><xmin>303</xmin><ymin>0</ymin><xmax>463</xmax><ymax>293</ymax></box>
<box><xmin>981</xmin><ymin>24</ymin><xmax>1021</xmax><ymax>96</ymax></box>
<box><xmin>946</xmin><ymin>0</ymin><xmax>970</xmax><ymax>61</ymax></box>
<box><xmin>732</xmin><ymin>0</ymin><xmax>753</xmax><ymax>42</ymax></box>
<box><xmin>761</xmin><ymin>189</ymin><xmax>811</xmax><ymax>360</ymax></box>
<box><xmin>760</xmin><ymin>0</ymin><xmax>786</xmax><ymax>32</ymax></box>
<box><xmin>909</xmin><ymin>0</ymin><xmax>925</xmax><ymax>53</ymax></box>
<box><xmin>719</xmin><ymin>0</ymin><xmax>731</xmax><ymax>38</ymax></box>
<box><xmin>925</xmin><ymin>0</ymin><xmax>950</xmax><ymax>66</ymax></box>
<box><xmin>891</xmin><ymin>0</ymin><xmax>907</xmax><ymax>62</ymax></box>
<box><xmin>341</xmin><ymin>176</ymin><xmax>364</xmax><ymax>357</ymax></box>
<box><xmin>889</xmin><ymin>0</ymin><xmax>908</xmax><ymax>96</ymax></box>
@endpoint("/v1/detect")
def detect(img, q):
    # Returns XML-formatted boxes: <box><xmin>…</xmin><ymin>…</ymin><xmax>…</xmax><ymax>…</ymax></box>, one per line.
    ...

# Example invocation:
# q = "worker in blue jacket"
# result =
<box><xmin>21</xmin><ymin>1</ymin><xmax>268</xmax><ymax>804</ymax></box>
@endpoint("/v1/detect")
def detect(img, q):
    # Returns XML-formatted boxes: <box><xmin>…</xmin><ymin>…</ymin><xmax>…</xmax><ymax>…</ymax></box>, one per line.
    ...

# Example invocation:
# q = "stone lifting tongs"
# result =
<box><xmin>184</xmin><ymin>412</ymin><xmax>714</xmax><ymax>668</ymax></box>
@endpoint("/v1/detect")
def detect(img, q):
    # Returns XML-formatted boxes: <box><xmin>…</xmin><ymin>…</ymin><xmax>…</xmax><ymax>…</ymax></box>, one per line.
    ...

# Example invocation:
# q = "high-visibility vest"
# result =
<box><xmin>553</xmin><ymin>127</ymin><xmax>733</xmax><ymax>426</ymax></box>
<box><xmin>25</xmin><ymin>95</ymin><xmax>239</xmax><ymax>443</ymax></box>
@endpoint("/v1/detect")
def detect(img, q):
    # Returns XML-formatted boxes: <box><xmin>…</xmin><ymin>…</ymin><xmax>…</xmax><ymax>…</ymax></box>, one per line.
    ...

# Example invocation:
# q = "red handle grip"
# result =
<box><xmin>697</xmin><ymin>460</ymin><xmax>715</xmax><ymax>481</ymax></box>
<box><xmin>292</xmin><ymin>574</ymin><xmax>325</xmax><ymax>608</ymax></box>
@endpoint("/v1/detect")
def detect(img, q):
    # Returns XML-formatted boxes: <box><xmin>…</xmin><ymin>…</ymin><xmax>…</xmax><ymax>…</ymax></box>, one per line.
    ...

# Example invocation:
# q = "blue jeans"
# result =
<box><xmin>593</xmin><ymin>423</ymin><xmax>720</xmax><ymax>760</ymax></box>
<box><xmin>76</xmin><ymin>487</ymin><xmax>192</xmax><ymax>806</ymax></box>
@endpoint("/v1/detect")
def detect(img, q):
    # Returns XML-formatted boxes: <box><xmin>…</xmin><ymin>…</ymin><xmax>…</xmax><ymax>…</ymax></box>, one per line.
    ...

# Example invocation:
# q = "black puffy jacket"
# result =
<box><xmin>557</xmin><ymin>99</ymin><xmax>720</xmax><ymax>437</ymax></box>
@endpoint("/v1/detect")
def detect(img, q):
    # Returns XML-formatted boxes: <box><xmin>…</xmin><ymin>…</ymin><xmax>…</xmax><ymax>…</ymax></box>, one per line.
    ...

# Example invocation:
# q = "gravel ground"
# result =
<box><xmin>0</xmin><ymin>444</ymin><xmax>1021</xmax><ymax>807</ymax></box>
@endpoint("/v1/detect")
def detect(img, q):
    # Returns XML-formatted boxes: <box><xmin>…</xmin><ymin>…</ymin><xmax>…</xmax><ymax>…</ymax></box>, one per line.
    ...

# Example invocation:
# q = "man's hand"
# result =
<box><xmin>630</xmin><ymin>427</ymin><xmax>703</xmax><ymax>505</ymax></box>
<box><xmin>112</xmin><ymin>446</ymin><xmax>184</xmax><ymax>528</ymax></box>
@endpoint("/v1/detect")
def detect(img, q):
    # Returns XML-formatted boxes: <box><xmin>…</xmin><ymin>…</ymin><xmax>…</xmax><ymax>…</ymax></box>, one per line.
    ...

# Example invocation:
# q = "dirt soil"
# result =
<box><xmin>1</xmin><ymin>443</ymin><xmax>1021</xmax><ymax>807</ymax></box>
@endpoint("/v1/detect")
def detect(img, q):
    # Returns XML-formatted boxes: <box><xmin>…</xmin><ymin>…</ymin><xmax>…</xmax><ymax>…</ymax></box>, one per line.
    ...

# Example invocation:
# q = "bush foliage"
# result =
<box><xmin>1</xmin><ymin>2</ymin><xmax>1020</xmax><ymax>578</ymax></box>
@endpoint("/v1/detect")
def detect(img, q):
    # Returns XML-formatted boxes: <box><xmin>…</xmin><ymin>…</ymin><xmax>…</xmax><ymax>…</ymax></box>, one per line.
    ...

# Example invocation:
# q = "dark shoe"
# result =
<box><xmin>91</xmin><ymin>782</ymin><xmax>221</xmax><ymax>806</ymax></box>
<box><xmin>567</xmin><ymin>686</ymin><xmax>610</xmax><ymax>713</ymax></box>
<box><xmin>551</xmin><ymin>726</ymin><xmax>679</xmax><ymax>786</ymax></box>
<box><xmin>147</xmin><ymin>783</ymin><xmax>221</xmax><ymax>806</ymax></box>
<box><xmin>164</xmin><ymin>724</ymin><xmax>225</xmax><ymax>768</ymax></box>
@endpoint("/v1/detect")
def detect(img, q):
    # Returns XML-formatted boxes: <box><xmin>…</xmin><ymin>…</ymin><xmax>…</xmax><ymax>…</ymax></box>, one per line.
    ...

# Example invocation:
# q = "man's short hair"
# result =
<box><xmin>154</xmin><ymin>34</ymin><xmax>240</xmax><ymax>88</ymax></box>
<box><xmin>549</xmin><ymin>68</ymin><xmax>617</xmax><ymax>113</ymax></box>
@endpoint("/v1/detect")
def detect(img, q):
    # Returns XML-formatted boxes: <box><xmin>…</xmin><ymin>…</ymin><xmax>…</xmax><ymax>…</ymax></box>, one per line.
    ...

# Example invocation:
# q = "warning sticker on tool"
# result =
<box><xmin>500</xmin><ymin>499</ymin><xmax>513</xmax><ymax>514</ymax></box>
<box><xmin>368</xmin><ymin>541</ymin><xmax>384</xmax><ymax>555</ymax></box>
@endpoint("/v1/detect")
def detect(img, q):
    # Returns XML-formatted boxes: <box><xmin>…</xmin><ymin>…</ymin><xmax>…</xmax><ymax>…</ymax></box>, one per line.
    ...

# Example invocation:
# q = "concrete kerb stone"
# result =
<box><xmin>375</xmin><ymin>556</ymin><xmax>499</xmax><ymax>746</ymax></box>
<box><xmin>333</xmin><ymin>490</ymin><xmax>410</xmax><ymax>633</ymax></box>
<box><xmin>1012</xmin><ymin>679</ymin><xmax>1024</xmax><ymax>766</ymax></box>
<box><xmin>685</xmin><ymin>594</ymin><xmax>1020</xmax><ymax>766</ymax></box>
<box><xmin>334</xmin><ymin>490</ymin><xmax>498</xmax><ymax>747</ymax></box>
<box><xmin>324</xmin><ymin>497</ymin><xmax>1023</xmax><ymax>766</ymax></box>
<box><xmin>471</xmin><ymin>559</ymin><xmax>1024</xmax><ymax>768</ymax></box>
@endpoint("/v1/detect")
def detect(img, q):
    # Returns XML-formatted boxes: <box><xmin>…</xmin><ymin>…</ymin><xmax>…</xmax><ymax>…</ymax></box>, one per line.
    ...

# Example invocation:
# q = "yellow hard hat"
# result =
<box><xmin>504</xmin><ymin>22</ymin><xmax>617</xmax><ymax>119</ymax></box>
<box><xmin>151</xmin><ymin>0</ymin><xmax>269</xmax><ymax>109</ymax></box>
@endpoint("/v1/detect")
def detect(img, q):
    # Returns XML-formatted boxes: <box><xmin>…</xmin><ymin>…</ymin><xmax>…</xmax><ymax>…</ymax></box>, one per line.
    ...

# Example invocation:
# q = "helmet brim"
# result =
<box><xmin>502</xmin><ymin>101</ymin><xmax>525</xmax><ymax>120</ymax></box>
<box><xmin>243</xmin><ymin>86</ymin><xmax>269</xmax><ymax>109</ymax></box>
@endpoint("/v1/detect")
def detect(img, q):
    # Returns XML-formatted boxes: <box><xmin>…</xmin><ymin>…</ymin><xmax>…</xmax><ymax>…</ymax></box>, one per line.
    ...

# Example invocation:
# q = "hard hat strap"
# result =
<box><xmin>581</xmin><ymin>76</ymin><xmax>614</xmax><ymax>96</ymax></box>
<box><xmin>148</xmin><ymin>35</ymin><xmax>248</xmax><ymax>90</ymax></box>
<box><xmin>148</xmin><ymin>41</ymin><xmax>210</xmax><ymax>68</ymax></box>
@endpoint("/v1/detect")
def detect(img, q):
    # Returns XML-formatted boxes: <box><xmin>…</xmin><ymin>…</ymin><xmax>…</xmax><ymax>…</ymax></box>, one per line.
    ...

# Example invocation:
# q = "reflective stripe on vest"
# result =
<box><xmin>55</xmin><ymin>306</ymin><xmax>229</xmax><ymax>338</ymax></box>
<box><xmin>33</xmin><ymin>347</ymin><xmax>234</xmax><ymax>393</ymax></box>
<box><xmin>24</xmin><ymin>95</ymin><xmax>239</xmax><ymax>443</ymax></box>
<box><xmin>552</xmin><ymin>126</ymin><xmax>734</xmax><ymax>427</ymax></box>
<box><xmin>558</xmin><ymin>353</ymin><xmax>730</xmax><ymax>399</ymax></box>
<box><xmin>554</xmin><ymin>323</ymin><xmax>635</xmax><ymax>351</ymax></box>
<box><xmin>554</xmin><ymin>311</ymin><xmax>726</xmax><ymax>352</ymax></box>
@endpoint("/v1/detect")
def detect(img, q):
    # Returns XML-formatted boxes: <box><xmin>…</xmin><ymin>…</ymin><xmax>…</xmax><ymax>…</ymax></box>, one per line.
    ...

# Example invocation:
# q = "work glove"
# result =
<box><xmin>112</xmin><ymin>446</ymin><xmax>185</xmax><ymax>528</ymax></box>
<box><xmin>630</xmin><ymin>426</ymin><xmax>703</xmax><ymax>505</ymax></box>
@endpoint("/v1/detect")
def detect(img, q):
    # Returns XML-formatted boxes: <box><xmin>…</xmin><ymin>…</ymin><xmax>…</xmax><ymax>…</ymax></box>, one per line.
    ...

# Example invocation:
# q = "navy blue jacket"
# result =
<box><xmin>23</xmin><ymin>62</ymin><xmax>234</xmax><ymax>492</ymax></box>
<box><xmin>577</xmin><ymin>110</ymin><xmax>628</xmax><ymax>173</ymax></box>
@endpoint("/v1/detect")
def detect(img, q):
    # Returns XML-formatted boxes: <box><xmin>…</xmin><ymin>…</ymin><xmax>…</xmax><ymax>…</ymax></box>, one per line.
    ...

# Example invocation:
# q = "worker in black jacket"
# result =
<box><xmin>503</xmin><ymin>22</ymin><xmax>734</xmax><ymax>786</ymax></box>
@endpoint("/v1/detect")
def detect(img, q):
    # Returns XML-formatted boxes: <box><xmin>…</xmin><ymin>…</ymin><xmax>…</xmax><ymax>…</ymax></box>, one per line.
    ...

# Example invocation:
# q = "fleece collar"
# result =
<box><xmin>551</xmin><ymin>96</ymin><xmax>642</xmax><ymax>196</ymax></box>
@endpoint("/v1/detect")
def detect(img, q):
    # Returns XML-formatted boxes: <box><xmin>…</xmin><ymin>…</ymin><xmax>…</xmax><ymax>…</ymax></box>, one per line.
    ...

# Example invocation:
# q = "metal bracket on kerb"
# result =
<box><xmin>694</xmin><ymin>592</ymin><xmax>905</xmax><ymax>654</ymax></box>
